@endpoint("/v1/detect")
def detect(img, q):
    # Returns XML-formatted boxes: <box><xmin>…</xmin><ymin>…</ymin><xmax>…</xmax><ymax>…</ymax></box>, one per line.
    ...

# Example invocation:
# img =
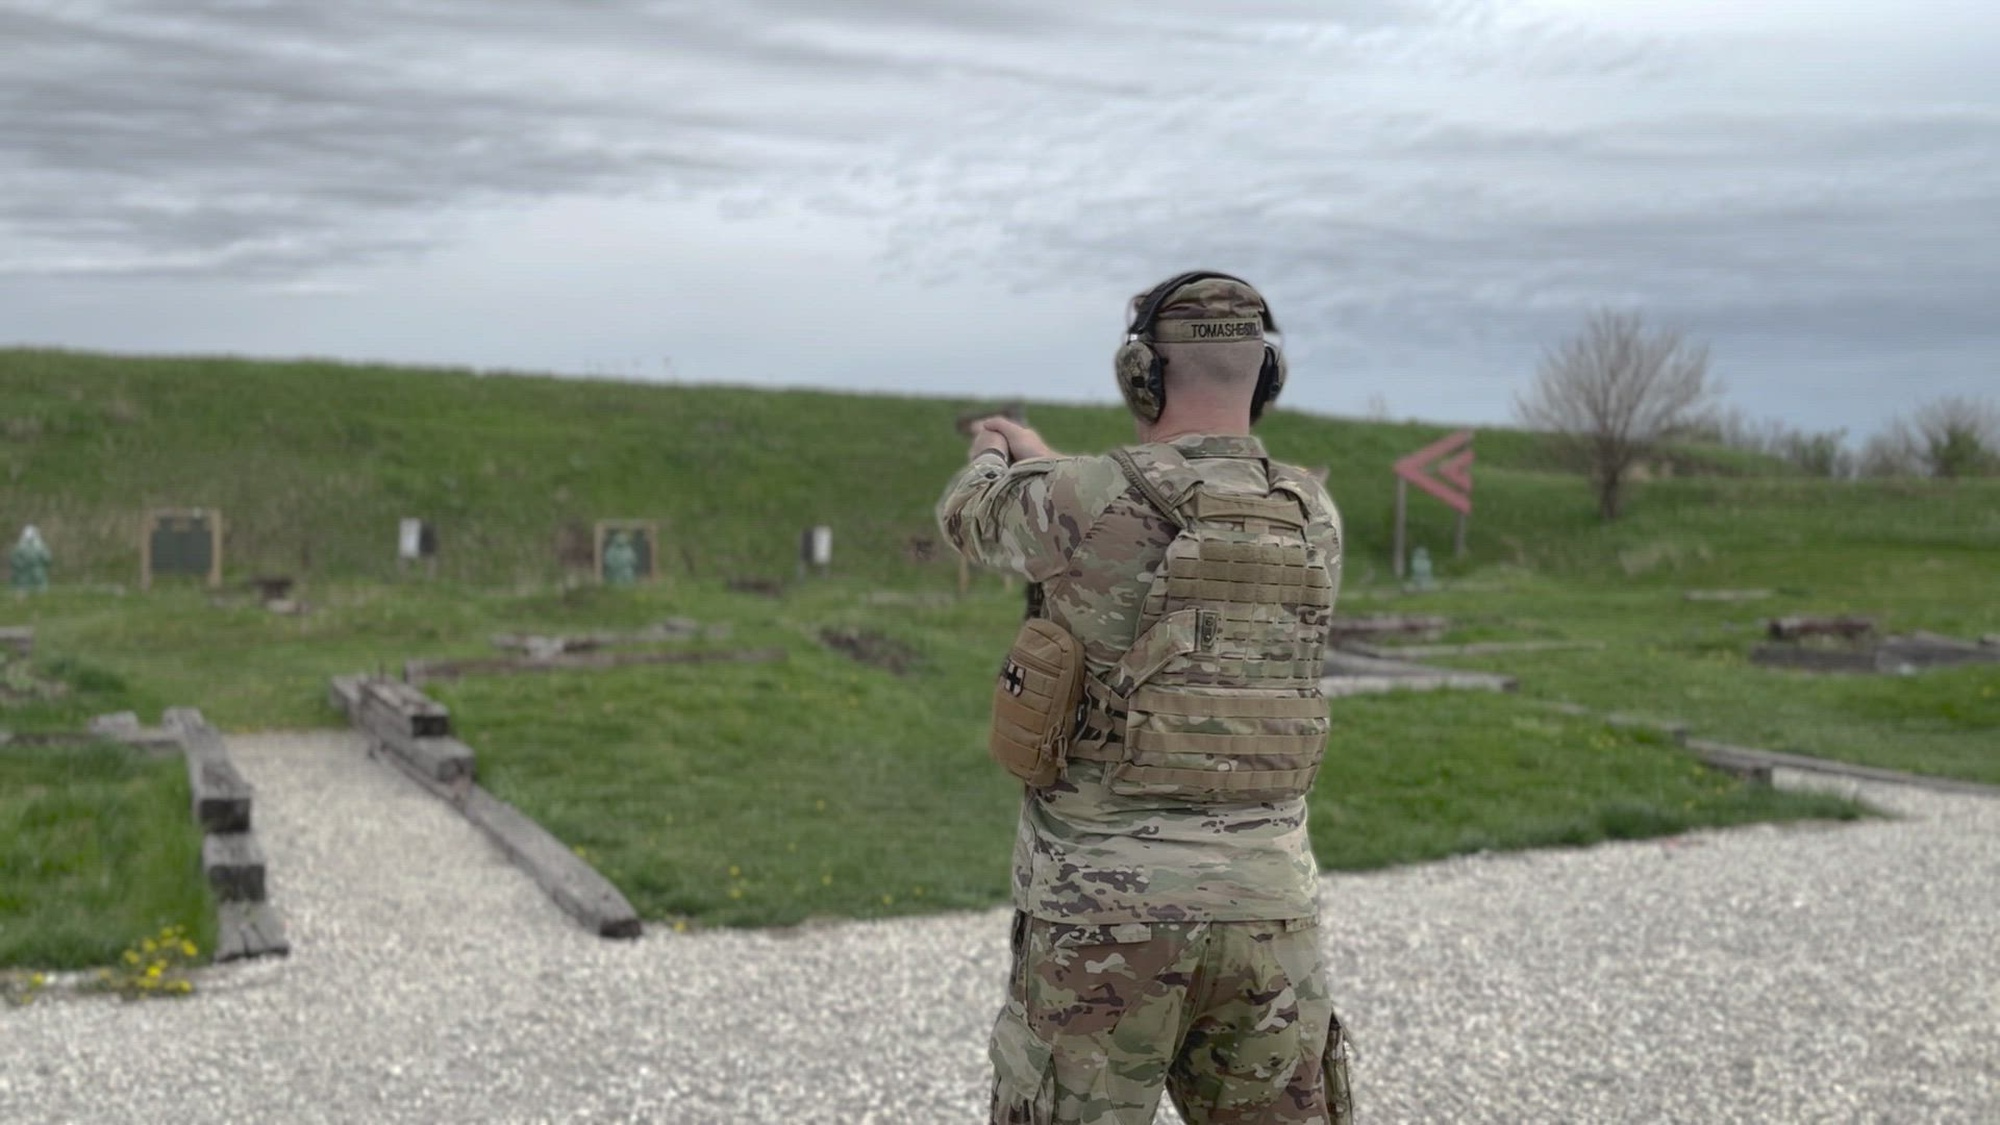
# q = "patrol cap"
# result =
<box><xmin>1136</xmin><ymin>275</ymin><xmax>1276</xmax><ymax>344</ymax></box>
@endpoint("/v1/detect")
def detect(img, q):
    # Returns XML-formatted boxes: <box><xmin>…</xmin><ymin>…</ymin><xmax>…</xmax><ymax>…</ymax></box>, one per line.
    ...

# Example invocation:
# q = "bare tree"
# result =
<box><xmin>1515</xmin><ymin>309</ymin><xmax>1721</xmax><ymax>519</ymax></box>
<box><xmin>1858</xmin><ymin>420</ymin><xmax>1923</xmax><ymax>478</ymax></box>
<box><xmin>1911</xmin><ymin>395</ymin><xmax>1999</xmax><ymax>478</ymax></box>
<box><xmin>1860</xmin><ymin>395</ymin><xmax>2000</xmax><ymax>478</ymax></box>
<box><xmin>1694</xmin><ymin>405</ymin><xmax>1854</xmax><ymax>477</ymax></box>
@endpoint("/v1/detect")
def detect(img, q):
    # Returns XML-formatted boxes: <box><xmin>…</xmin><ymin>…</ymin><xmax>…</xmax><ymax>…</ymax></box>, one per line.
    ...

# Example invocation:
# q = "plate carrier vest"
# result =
<box><xmin>1066</xmin><ymin>445</ymin><xmax>1338</xmax><ymax>803</ymax></box>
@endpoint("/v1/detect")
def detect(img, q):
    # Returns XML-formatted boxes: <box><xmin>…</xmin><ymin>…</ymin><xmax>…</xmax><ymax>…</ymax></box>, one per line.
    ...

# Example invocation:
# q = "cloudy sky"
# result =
<box><xmin>4</xmin><ymin>0</ymin><xmax>1996</xmax><ymax>436</ymax></box>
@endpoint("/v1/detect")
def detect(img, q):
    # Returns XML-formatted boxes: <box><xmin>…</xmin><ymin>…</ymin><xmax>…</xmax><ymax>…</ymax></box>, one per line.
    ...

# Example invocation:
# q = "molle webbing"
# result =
<box><xmin>1077</xmin><ymin>445</ymin><xmax>1336</xmax><ymax>803</ymax></box>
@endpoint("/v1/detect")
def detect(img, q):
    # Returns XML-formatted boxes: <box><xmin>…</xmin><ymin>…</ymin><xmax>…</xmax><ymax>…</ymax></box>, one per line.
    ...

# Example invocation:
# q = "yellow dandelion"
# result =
<box><xmin>673</xmin><ymin>920</ymin><xmax>688</xmax><ymax>933</ymax></box>
<box><xmin>181</xmin><ymin>941</ymin><xmax>198</xmax><ymax>957</ymax></box>
<box><xmin>728</xmin><ymin>865</ymin><xmax>741</xmax><ymax>878</ymax></box>
<box><xmin>821</xmin><ymin>873</ymin><xmax>832</xmax><ymax>885</ymax></box>
<box><xmin>145</xmin><ymin>964</ymin><xmax>163</xmax><ymax>979</ymax></box>
<box><xmin>29</xmin><ymin>973</ymin><xmax>45</xmax><ymax>987</ymax></box>
<box><xmin>728</xmin><ymin>887</ymin><xmax>743</xmax><ymax>899</ymax></box>
<box><xmin>815</xmin><ymin>799</ymin><xmax>826</xmax><ymax>811</ymax></box>
<box><xmin>881</xmin><ymin>894</ymin><xmax>894</xmax><ymax>905</ymax></box>
<box><xmin>123</xmin><ymin>951</ymin><xmax>140</xmax><ymax>965</ymax></box>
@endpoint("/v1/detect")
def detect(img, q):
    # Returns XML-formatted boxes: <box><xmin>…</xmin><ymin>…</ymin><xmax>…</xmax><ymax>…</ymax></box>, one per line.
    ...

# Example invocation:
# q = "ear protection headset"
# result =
<box><xmin>1113</xmin><ymin>270</ymin><xmax>1286</xmax><ymax>425</ymax></box>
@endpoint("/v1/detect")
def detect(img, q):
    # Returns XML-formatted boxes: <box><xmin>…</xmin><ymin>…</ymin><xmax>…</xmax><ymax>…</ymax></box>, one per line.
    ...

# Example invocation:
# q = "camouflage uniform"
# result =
<box><xmin>940</xmin><ymin>434</ymin><xmax>1353</xmax><ymax>1124</ymax></box>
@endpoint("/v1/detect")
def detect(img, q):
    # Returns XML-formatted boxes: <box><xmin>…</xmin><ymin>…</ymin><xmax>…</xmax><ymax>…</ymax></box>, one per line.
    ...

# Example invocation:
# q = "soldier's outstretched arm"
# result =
<box><xmin>935</xmin><ymin>448</ymin><xmax>1073</xmax><ymax>583</ymax></box>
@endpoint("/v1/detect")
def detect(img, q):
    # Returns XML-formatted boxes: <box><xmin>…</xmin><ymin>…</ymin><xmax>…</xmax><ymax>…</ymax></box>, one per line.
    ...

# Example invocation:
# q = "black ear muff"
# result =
<box><xmin>1114</xmin><ymin>338</ymin><xmax>1167</xmax><ymax>423</ymax></box>
<box><xmin>1249</xmin><ymin>308</ymin><xmax>1287</xmax><ymax>423</ymax></box>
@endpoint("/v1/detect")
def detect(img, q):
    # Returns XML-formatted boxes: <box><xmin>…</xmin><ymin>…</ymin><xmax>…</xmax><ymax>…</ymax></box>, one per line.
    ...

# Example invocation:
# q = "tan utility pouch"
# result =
<box><xmin>989</xmin><ymin>618</ymin><xmax>1086</xmax><ymax>787</ymax></box>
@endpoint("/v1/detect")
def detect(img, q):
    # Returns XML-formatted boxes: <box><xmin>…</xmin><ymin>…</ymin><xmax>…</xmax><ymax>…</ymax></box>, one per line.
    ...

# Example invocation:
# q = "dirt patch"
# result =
<box><xmin>820</xmin><ymin>628</ymin><xmax>919</xmax><ymax>676</ymax></box>
<box><xmin>728</xmin><ymin>577</ymin><xmax>785</xmax><ymax>598</ymax></box>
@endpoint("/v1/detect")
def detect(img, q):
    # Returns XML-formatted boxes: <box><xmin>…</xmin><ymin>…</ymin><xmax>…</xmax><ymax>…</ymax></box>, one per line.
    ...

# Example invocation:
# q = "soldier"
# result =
<box><xmin>939</xmin><ymin>273</ymin><xmax>1353</xmax><ymax>1124</ymax></box>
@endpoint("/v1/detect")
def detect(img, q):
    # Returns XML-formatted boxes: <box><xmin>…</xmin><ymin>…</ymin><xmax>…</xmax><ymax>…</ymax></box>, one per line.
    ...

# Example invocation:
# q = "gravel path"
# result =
<box><xmin>3</xmin><ymin>731</ymin><xmax>1996</xmax><ymax>1123</ymax></box>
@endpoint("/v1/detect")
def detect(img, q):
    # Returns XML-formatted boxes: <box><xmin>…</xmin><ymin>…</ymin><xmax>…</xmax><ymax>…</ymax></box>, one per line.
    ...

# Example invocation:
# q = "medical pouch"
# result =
<box><xmin>989</xmin><ymin>617</ymin><xmax>1086</xmax><ymax>788</ymax></box>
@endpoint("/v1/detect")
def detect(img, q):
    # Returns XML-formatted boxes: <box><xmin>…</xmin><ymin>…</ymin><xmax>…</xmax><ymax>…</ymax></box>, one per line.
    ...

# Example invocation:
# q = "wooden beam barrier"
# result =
<box><xmin>202</xmin><ymin>833</ymin><xmax>267</xmax><ymax>902</ymax></box>
<box><xmin>1320</xmin><ymin>650</ymin><xmax>1517</xmax><ymax>697</ymax></box>
<box><xmin>166</xmin><ymin>709</ymin><xmax>252</xmax><ymax>834</ymax></box>
<box><xmin>404</xmin><ymin>646</ymin><xmax>787</xmax><ymax>687</ymax></box>
<box><xmin>357</xmin><ymin>679</ymin><xmax>451</xmax><ymax>739</ymax></box>
<box><xmin>1341</xmin><ymin>640</ymin><xmax>1605</xmax><ymax>660</ymax></box>
<box><xmin>327</xmin><ymin>674</ymin><xmax>366</xmax><ymax>718</ymax></box>
<box><xmin>354</xmin><ymin>680</ymin><xmax>473</xmax><ymax>784</ymax></box>
<box><xmin>1767</xmin><ymin>615</ymin><xmax>1876</xmax><ymax>641</ymax></box>
<box><xmin>215</xmin><ymin>903</ymin><xmax>291</xmax><ymax>963</ymax></box>
<box><xmin>1327</xmin><ymin>615</ymin><xmax>1452</xmax><ymax>643</ymax></box>
<box><xmin>330</xmin><ymin>675</ymin><xmax>643</xmax><ymax>940</ymax></box>
<box><xmin>161</xmin><ymin>707</ymin><xmax>289</xmax><ymax>960</ymax></box>
<box><xmin>0</xmin><ymin>626</ymin><xmax>33</xmax><ymax>658</ymax></box>
<box><xmin>1684</xmin><ymin>739</ymin><xmax>2000</xmax><ymax>798</ymax></box>
<box><xmin>461</xmin><ymin>787</ymin><xmax>641</xmax><ymax>940</ymax></box>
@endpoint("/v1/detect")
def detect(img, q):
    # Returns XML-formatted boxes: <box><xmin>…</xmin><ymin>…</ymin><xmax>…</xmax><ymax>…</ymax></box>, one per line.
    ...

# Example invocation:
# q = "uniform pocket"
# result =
<box><xmin>1322</xmin><ymin>1010</ymin><xmax>1354</xmax><ymax>1125</ymax></box>
<box><xmin>988</xmin><ymin>1003</ymin><xmax>1056</xmax><ymax>1125</ymax></box>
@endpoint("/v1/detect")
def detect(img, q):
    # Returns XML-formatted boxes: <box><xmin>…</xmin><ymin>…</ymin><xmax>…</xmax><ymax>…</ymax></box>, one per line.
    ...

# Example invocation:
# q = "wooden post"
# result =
<box><xmin>1454</xmin><ymin>511</ymin><xmax>1468</xmax><ymax>559</ymax></box>
<box><xmin>957</xmin><ymin>556</ymin><xmax>970</xmax><ymax>597</ymax></box>
<box><xmin>1392</xmin><ymin>478</ymin><xmax>1408</xmax><ymax>578</ymax></box>
<box><xmin>208</xmin><ymin>510</ymin><xmax>223</xmax><ymax>588</ymax></box>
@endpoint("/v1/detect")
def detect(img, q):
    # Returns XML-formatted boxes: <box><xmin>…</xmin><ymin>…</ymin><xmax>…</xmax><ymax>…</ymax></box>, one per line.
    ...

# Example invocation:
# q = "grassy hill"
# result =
<box><xmin>14</xmin><ymin>347</ymin><xmax>1965</xmax><ymax>591</ymax></box>
<box><xmin>3</xmin><ymin>348</ymin><xmax>1995</xmax><ymax>941</ymax></box>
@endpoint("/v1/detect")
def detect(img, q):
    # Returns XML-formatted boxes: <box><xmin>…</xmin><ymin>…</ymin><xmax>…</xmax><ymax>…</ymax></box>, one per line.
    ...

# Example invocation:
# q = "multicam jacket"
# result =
<box><xmin>939</xmin><ymin>433</ymin><xmax>1343</xmax><ymax>923</ymax></box>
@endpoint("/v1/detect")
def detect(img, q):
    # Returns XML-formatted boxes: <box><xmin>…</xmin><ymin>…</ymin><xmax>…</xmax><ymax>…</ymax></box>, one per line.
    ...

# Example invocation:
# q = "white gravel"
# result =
<box><xmin>2</xmin><ymin>733</ymin><xmax>1996</xmax><ymax>1124</ymax></box>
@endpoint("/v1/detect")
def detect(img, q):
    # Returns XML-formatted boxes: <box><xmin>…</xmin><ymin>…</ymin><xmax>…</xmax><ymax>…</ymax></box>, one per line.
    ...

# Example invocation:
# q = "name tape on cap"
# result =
<box><xmin>1150</xmin><ymin>317</ymin><xmax>1263</xmax><ymax>344</ymax></box>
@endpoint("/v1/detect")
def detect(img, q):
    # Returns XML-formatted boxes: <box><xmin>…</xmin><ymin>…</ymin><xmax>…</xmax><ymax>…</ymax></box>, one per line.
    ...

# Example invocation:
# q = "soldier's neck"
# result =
<box><xmin>1140</xmin><ymin>400</ymin><xmax>1253</xmax><ymax>444</ymax></box>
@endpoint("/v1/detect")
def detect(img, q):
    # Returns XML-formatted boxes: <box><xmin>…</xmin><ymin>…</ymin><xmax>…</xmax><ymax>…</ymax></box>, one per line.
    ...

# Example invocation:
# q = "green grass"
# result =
<box><xmin>2</xmin><ymin>349</ymin><xmax>1992</xmax><ymax>937</ymax></box>
<box><xmin>6</xmin><ymin>571</ymin><xmax>1887</xmax><ymax>933</ymax></box>
<box><xmin>0</xmin><ymin>740</ymin><xmax>216</xmax><ymax>970</ymax></box>
<box><xmin>1304</xmin><ymin>692</ymin><xmax>1862</xmax><ymax>870</ymax></box>
<box><xmin>0</xmin><ymin>347</ymin><xmax>1791</xmax><ymax>589</ymax></box>
<box><xmin>1364</xmin><ymin>574</ymin><xmax>2000</xmax><ymax>784</ymax></box>
<box><xmin>435</xmin><ymin>616</ymin><xmax>1863</xmax><ymax>927</ymax></box>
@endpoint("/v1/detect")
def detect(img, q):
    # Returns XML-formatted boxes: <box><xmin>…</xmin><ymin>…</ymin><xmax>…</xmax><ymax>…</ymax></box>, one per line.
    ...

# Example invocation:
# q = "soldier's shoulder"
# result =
<box><xmin>1024</xmin><ymin>453</ymin><xmax>1132</xmax><ymax>514</ymax></box>
<box><xmin>1270</xmin><ymin>460</ymin><xmax>1340</xmax><ymax>515</ymax></box>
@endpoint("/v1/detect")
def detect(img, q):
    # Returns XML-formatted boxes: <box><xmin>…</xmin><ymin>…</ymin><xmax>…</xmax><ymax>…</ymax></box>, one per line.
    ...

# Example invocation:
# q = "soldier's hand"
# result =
<box><xmin>975</xmin><ymin>417</ymin><xmax>1056</xmax><ymax>461</ymax></box>
<box><xmin>968</xmin><ymin>424</ymin><xmax>1010</xmax><ymax>463</ymax></box>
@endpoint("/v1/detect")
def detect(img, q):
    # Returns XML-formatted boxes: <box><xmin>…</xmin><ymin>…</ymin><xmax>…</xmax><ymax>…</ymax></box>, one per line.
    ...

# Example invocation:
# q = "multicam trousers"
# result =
<box><xmin>989</xmin><ymin>912</ymin><xmax>1353</xmax><ymax>1125</ymax></box>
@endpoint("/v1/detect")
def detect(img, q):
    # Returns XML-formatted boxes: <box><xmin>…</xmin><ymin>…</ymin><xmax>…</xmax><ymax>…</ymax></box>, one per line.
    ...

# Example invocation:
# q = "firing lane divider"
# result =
<box><xmin>1320</xmin><ymin>648</ymin><xmax>1518</xmax><ymax>698</ymax></box>
<box><xmin>401</xmin><ymin>645</ymin><xmax>786</xmax><ymax>689</ymax></box>
<box><xmin>161</xmin><ymin>709</ymin><xmax>291</xmax><ymax>962</ymax></box>
<box><xmin>328</xmin><ymin>675</ymin><xmax>642</xmax><ymax>940</ymax></box>
<box><xmin>1532</xmin><ymin>701</ymin><xmax>2000</xmax><ymax>799</ymax></box>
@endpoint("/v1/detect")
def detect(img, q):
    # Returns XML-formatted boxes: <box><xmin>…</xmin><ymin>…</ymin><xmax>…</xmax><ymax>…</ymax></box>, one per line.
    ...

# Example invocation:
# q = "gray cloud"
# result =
<box><xmin>2</xmin><ymin>0</ymin><xmax>1996</xmax><ymax>433</ymax></box>
<box><xmin>1</xmin><ymin>0</ymin><xmax>1478</xmax><ymax>278</ymax></box>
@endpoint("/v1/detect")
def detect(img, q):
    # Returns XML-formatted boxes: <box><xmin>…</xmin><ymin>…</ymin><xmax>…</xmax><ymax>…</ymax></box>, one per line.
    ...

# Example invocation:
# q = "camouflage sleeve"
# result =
<box><xmin>936</xmin><ymin>453</ymin><xmax>1121</xmax><ymax>583</ymax></box>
